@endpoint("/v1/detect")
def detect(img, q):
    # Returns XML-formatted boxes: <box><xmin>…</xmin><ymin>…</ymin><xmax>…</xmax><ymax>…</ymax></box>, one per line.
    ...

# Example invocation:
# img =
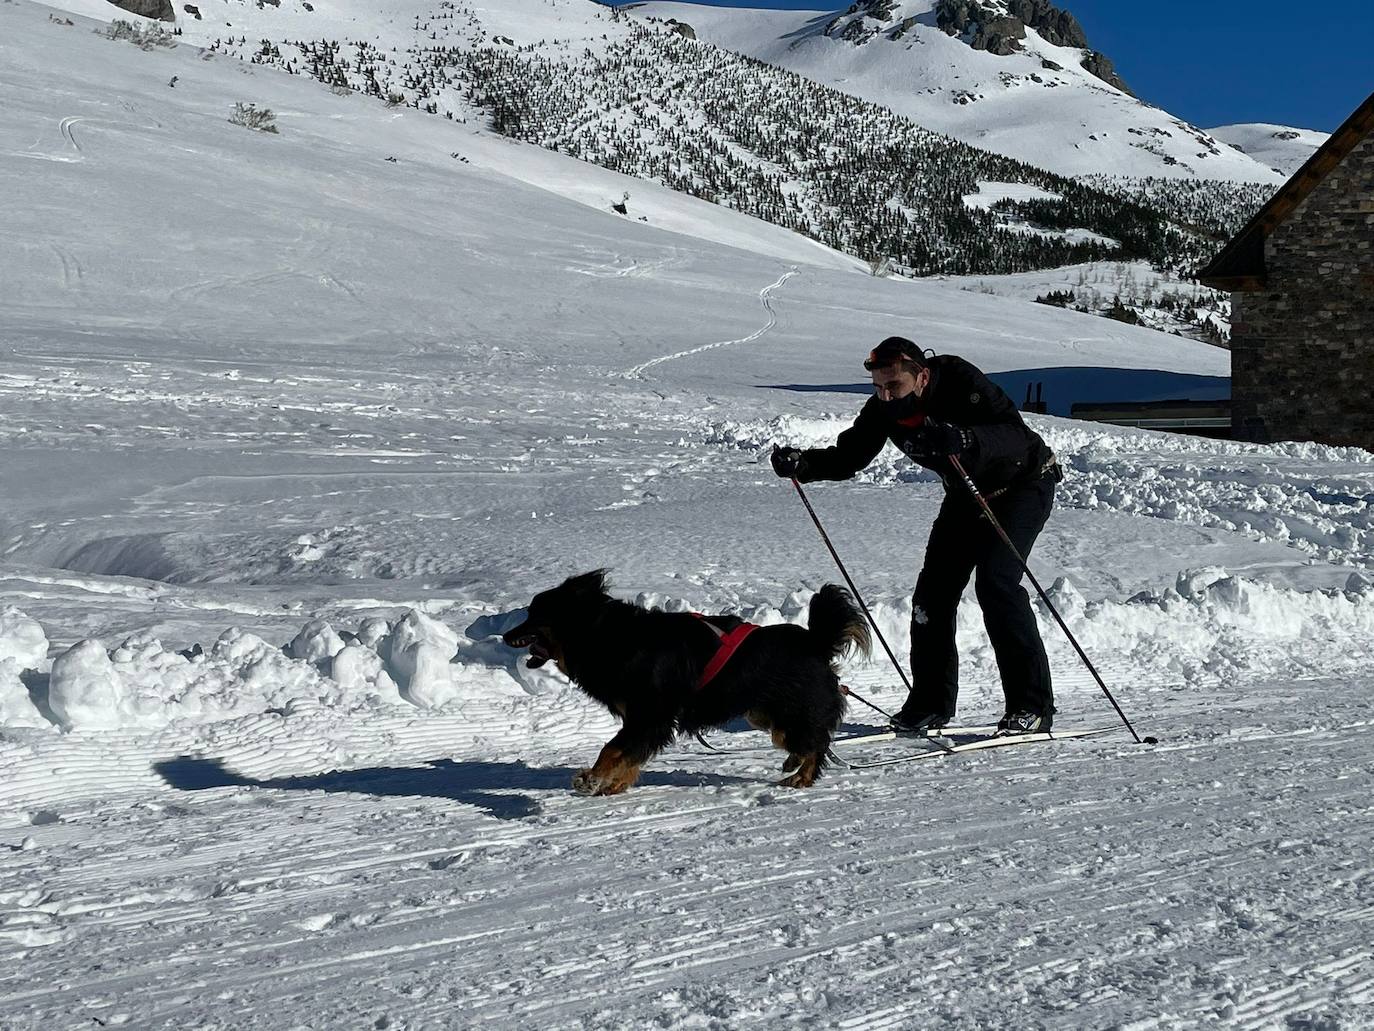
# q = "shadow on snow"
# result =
<box><xmin>154</xmin><ymin>755</ymin><xmax>756</xmax><ymax>820</ymax></box>
<box><xmin>764</xmin><ymin>366</ymin><xmax>1229</xmax><ymax>417</ymax></box>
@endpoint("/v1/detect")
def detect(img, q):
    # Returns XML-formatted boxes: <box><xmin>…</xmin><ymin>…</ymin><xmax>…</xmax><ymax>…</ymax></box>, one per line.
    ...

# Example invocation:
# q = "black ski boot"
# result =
<box><xmin>995</xmin><ymin>710</ymin><xmax>1052</xmax><ymax>736</ymax></box>
<box><xmin>889</xmin><ymin>710</ymin><xmax>949</xmax><ymax>736</ymax></box>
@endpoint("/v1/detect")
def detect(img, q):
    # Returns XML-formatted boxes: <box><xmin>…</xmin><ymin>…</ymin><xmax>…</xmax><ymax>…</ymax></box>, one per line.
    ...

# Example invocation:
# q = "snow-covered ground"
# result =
<box><xmin>944</xmin><ymin>260</ymin><xmax>1234</xmax><ymax>353</ymax></box>
<box><xmin>2</xmin><ymin>2</ymin><xmax>1373</xmax><ymax>1028</ymax></box>
<box><xmin>961</xmin><ymin>182</ymin><xmax>1121</xmax><ymax>248</ymax></box>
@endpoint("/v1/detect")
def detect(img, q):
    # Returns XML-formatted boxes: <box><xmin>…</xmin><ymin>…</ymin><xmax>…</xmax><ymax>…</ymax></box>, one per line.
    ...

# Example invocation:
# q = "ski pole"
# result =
<box><xmin>789</xmin><ymin>477</ymin><xmax>909</xmax><ymax>702</ymax></box>
<box><xmin>948</xmin><ymin>455</ymin><xmax>1151</xmax><ymax>744</ymax></box>
<box><xmin>791</xmin><ymin>475</ymin><xmax>939</xmax><ymax>709</ymax></box>
<box><xmin>786</xmin><ymin>477</ymin><xmax>962</xmax><ymax>754</ymax></box>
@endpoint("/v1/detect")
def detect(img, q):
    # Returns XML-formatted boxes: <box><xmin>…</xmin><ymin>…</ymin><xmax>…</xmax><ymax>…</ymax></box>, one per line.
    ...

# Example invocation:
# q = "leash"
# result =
<box><xmin>840</xmin><ymin>683</ymin><xmax>891</xmax><ymax>720</ymax></box>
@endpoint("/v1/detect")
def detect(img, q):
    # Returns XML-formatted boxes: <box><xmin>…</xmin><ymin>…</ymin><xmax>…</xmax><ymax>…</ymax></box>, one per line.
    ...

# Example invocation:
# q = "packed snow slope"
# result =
<box><xmin>2</xmin><ymin>2</ymin><xmax>1374</xmax><ymax>1029</ymax></box>
<box><xmin>635</xmin><ymin>0</ymin><xmax>1285</xmax><ymax>184</ymax></box>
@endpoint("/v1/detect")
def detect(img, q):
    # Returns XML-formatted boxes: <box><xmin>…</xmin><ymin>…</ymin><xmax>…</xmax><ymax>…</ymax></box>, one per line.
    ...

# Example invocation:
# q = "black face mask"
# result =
<box><xmin>880</xmin><ymin>393</ymin><xmax>924</xmax><ymax>420</ymax></box>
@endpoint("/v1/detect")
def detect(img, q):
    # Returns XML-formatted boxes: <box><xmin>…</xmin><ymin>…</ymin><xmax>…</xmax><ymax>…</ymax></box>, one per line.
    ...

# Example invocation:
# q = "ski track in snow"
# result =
<box><xmin>1</xmin><ymin>682</ymin><xmax>1370</xmax><ymax>1029</ymax></box>
<box><xmin>48</xmin><ymin>244</ymin><xmax>84</xmax><ymax>290</ymax></box>
<box><xmin>570</xmin><ymin>252</ymin><xmax>685</xmax><ymax>280</ymax></box>
<box><xmin>57</xmin><ymin>116</ymin><xmax>82</xmax><ymax>157</ymax></box>
<box><xmin>623</xmin><ymin>269</ymin><xmax>797</xmax><ymax>379</ymax></box>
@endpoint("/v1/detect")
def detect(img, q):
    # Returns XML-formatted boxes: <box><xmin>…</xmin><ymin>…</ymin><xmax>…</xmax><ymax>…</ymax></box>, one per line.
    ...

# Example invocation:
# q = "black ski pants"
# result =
<box><xmin>906</xmin><ymin>473</ymin><xmax>1056</xmax><ymax>720</ymax></box>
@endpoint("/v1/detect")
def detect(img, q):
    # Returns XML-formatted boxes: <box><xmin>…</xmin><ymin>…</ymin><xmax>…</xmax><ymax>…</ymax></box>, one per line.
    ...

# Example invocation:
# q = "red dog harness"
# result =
<box><xmin>692</xmin><ymin>614</ymin><xmax>760</xmax><ymax>690</ymax></box>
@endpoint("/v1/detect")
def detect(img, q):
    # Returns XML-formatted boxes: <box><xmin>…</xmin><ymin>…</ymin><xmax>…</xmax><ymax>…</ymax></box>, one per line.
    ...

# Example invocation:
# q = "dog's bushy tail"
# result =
<box><xmin>806</xmin><ymin>584</ymin><xmax>871</xmax><ymax>666</ymax></box>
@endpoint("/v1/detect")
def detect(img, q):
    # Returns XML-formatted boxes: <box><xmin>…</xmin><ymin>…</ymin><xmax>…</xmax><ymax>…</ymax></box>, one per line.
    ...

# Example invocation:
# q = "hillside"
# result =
<box><xmin>0</xmin><ymin>0</ymin><xmax>1231</xmax><ymax>595</ymax></box>
<box><xmin>146</xmin><ymin>0</ymin><xmax>1272</xmax><ymax>283</ymax></box>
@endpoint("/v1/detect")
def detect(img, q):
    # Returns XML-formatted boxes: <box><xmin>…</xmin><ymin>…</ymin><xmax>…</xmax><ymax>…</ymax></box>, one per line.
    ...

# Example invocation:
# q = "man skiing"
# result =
<box><xmin>770</xmin><ymin>336</ymin><xmax>1061</xmax><ymax>736</ymax></box>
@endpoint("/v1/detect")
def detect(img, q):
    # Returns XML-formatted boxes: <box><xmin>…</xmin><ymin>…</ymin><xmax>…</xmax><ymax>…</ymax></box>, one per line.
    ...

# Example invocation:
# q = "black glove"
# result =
<box><xmin>914</xmin><ymin>421</ymin><xmax>972</xmax><ymax>457</ymax></box>
<box><xmin>770</xmin><ymin>445</ymin><xmax>807</xmax><ymax>479</ymax></box>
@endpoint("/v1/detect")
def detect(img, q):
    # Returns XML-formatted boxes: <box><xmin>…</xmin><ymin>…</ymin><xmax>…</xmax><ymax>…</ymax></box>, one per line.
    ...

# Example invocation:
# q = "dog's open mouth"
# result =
<box><xmin>525</xmin><ymin>639</ymin><xmax>551</xmax><ymax>669</ymax></box>
<box><xmin>506</xmin><ymin>632</ymin><xmax>552</xmax><ymax>669</ymax></box>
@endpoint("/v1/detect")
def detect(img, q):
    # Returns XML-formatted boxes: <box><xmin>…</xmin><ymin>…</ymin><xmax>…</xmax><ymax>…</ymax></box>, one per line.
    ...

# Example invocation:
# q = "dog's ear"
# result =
<box><xmin>563</xmin><ymin>568</ymin><xmax>610</xmax><ymax>598</ymax></box>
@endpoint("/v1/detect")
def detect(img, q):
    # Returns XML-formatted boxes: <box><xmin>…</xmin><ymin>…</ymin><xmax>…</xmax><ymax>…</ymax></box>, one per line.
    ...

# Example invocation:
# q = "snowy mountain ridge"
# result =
<box><xmin>1207</xmin><ymin>121</ymin><xmax>1331</xmax><ymax>176</ymax></box>
<box><xmin>634</xmin><ymin>0</ymin><xmax>1289</xmax><ymax>184</ymax></box>
<box><xmin>823</xmin><ymin>0</ymin><xmax>1129</xmax><ymax>94</ymax></box>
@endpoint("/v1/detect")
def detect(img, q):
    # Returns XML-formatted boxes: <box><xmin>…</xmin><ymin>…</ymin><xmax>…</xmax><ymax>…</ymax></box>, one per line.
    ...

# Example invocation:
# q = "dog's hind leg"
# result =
<box><xmin>760</xmin><ymin>712</ymin><xmax>824</xmax><ymax>783</ymax></box>
<box><xmin>770</xmin><ymin>729</ymin><xmax>822</xmax><ymax>786</ymax></box>
<box><xmin>774</xmin><ymin>721</ymin><xmax>832</xmax><ymax>787</ymax></box>
<box><xmin>746</xmin><ymin>709</ymin><xmax>793</xmax><ymax>760</ymax></box>
<box><xmin>778</xmin><ymin>752</ymin><xmax>822</xmax><ymax>788</ymax></box>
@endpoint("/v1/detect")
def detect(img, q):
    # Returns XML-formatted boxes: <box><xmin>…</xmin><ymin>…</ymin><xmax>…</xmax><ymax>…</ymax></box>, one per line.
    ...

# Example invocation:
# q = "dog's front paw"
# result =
<box><xmin>572</xmin><ymin>768</ymin><xmax>602</xmax><ymax>795</ymax></box>
<box><xmin>572</xmin><ymin>766</ymin><xmax>638</xmax><ymax>796</ymax></box>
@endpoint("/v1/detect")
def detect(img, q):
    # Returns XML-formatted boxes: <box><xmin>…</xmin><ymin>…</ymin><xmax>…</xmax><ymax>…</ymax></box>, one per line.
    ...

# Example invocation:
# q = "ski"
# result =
<box><xmin>692</xmin><ymin>724</ymin><xmax>998</xmax><ymax>755</ymax></box>
<box><xmin>831</xmin><ymin>726</ymin><xmax>1119</xmax><ymax>769</ymax></box>
<box><xmin>831</xmin><ymin>724</ymin><xmax>998</xmax><ymax>746</ymax></box>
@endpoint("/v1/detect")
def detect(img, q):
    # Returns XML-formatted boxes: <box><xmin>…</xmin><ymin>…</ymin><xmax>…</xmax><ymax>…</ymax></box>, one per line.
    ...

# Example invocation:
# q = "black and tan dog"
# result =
<box><xmin>502</xmin><ymin>570</ymin><xmax>870</xmax><ymax>795</ymax></box>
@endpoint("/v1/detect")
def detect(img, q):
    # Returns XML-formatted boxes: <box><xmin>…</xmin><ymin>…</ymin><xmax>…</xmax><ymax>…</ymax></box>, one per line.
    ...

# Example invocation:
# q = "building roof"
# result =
<box><xmin>1198</xmin><ymin>92</ymin><xmax>1374</xmax><ymax>291</ymax></box>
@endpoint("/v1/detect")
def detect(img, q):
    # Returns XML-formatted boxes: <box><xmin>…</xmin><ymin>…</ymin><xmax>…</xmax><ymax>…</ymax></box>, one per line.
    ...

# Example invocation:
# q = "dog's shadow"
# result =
<box><xmin>153</xmin><ymin>756</ymin><xmax>758</xmax><ymax>821</ymax></box>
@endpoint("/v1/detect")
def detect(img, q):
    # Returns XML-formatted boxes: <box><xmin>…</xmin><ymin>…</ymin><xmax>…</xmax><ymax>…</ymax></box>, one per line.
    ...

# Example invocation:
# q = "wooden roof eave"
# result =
<box><xmin>1197</xmin><ymin>226</ymin><xmax>1267</xmax><ymax>290</ymax></box>
<box><xmin>1199</xmin><ymin>274</ymin><xmax>1267</xmax><ymax>292</ymax></box>
<box><xmin>1198</xmin><ymin>91</ymin><xmax>1374</xmax><ymax>292</ymax></box>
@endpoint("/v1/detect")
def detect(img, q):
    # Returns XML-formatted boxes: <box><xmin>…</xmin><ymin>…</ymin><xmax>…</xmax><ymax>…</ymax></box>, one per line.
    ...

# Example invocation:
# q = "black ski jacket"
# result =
<box><xmin>798</xmin><ymin>355</ymin><xmax>1054</xmax><ymax>495</ymax></box>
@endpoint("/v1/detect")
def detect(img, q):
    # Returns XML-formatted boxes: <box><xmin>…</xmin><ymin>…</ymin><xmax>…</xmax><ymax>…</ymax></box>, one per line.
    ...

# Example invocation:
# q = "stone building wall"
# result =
<box><xmin>1231</xmin><ymin>131</ymin><xmax>1374</xmax><ymax>447</ymax></box>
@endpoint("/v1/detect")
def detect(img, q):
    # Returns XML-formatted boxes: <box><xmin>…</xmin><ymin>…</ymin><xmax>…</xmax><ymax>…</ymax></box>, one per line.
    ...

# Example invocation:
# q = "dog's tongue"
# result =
<box><xmin>526</xmin><ymin>642</ymin><xmax>550</xmax><ymax>669</ymax></box>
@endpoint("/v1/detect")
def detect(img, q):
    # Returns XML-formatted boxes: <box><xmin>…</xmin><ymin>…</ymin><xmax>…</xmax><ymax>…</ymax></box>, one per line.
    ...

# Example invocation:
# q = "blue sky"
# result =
<box><xmin>608</xmin><ymin>1</ymin><xmax>1372</xmax><ymax>132</ymax></box>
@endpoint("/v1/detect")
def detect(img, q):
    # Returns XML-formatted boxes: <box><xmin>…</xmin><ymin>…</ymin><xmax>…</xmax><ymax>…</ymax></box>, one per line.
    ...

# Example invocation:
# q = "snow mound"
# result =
<box><xmin>1056</xmin><ymin>566</ymin><xmax>1374</xmax><ymax>686</ymax></box>
<box><xmin>0</xmin><ymin>607</ymin><xmax>52</xmax><ymax>729</ymax></box>
<box><xmin>49</xmin><ymin>640</ymin><xmax>124</xmax><ymax>731</ymax></box>
<box><xmin>0</xmin><ymin>657</ymin><xmax>47</xmax><ymax>729</ymax></box>
<box><xmin>0</xmin><ymin>605</ymin><xmax>48</xmax><ymax>671</ymax></box>
<box><xmin>33</xmin><ymin>609</ymin><xmax>533</xmax><ymax>732</ymax></box>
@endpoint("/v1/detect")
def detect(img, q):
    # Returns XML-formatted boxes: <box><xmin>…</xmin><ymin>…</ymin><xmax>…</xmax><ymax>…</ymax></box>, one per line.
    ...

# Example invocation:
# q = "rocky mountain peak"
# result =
<box><xmin>826</xmin><ymin>0</ymin><xmax>1132</xmax><ymax>96</ymax></box>
<box><xmin>936</xmin><ymin>0</ymin><xmax>1131</xmax><ymax>94</ymax></box>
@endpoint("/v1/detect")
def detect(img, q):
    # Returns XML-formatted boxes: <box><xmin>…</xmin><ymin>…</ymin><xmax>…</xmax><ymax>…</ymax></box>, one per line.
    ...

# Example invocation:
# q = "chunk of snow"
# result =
<box><xmin>0</xmin><ymin>606</ymin><xmax>49</xmax><ymax>672</ymax></box>
<box><xmin>355</xmin><ymin>617</ymin><xmax>391</xmax><ymax>650</ymax></box>
<box><xmin>49</xmin><ymin>640</ymin><xmax>124</xmax><ymax>731</ymax></box>
<box><xmin>331</xmin><ymin>641</ymin><xmax>400</xmax><ymax>701</ymax></box>
<box><xmin>0</xmin><ymin>658</ymin><xmax>48</xmax><ymax>729</ymax></box>
<box><xmin>287</xmin><ymin>619</ymin><xmax>348</xmax><ymax>664</ymax></box>
<box><xmin>381</xmin><ymin>610</ymin><xmax>460</xmax><ymax>707</ymax></box>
